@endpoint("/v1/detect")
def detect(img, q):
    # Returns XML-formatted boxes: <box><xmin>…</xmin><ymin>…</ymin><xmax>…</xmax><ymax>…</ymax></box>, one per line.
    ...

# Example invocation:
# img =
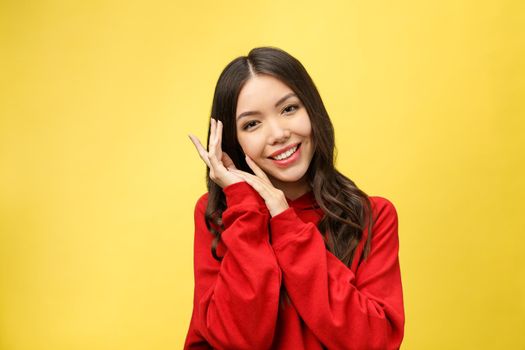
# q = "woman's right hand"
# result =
<box><xmin>188</xmin><ymin>118</ymin><xmax>244</xmax><ymax>189</ymax></box>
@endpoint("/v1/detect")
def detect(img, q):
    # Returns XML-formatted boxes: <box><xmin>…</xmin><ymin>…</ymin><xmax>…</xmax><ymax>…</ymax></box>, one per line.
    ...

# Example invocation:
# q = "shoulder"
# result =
<box><xmin>367</xmin><ymin>196</ymin><xmax>399</xmax><ymax>240</ymax></box>
<box><xmin>196</xmin><ymin>192</ymin><xmax>209</xmax><ymax>207</ymax></box>
<box><xmin>193</xmin><ymin>192</ymin><xmax>209</xmax><ymax>219</ymax></box>
<box><xmin>368</xmin><ymin>196</ymin><xmax>398</xmax><ymax>221</ymax></box>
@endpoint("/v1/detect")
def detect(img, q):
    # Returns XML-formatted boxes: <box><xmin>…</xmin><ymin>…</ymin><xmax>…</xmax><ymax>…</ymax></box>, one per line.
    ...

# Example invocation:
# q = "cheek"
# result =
<box><xmin>294</xmin><ymin>113</ymin><xmax>313</xmax><ymax>138</ymax></box>
<box><xmin>238</xmin><ymin>135</ymin><xmax>265</xmax><ymax>159</ymax></box>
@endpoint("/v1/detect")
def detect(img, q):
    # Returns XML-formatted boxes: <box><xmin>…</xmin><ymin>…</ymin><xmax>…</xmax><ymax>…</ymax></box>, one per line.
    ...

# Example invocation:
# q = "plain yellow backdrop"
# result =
<box><xmin>1</xmin><ymin>0</ymin><xmax>524</xmax><ymax>349</ymax></box>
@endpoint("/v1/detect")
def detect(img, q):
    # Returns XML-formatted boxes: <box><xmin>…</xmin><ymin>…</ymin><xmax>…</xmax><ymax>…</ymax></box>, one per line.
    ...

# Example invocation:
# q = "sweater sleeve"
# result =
<box><xmin>184</xmin><ymin>181</ymin><xmax>282</xmax><ymax>350</ymax></box>
<box><xmin>269</xmin><ymin>196</ymin><xmax>405</xmax><ymax>350</ymax></box>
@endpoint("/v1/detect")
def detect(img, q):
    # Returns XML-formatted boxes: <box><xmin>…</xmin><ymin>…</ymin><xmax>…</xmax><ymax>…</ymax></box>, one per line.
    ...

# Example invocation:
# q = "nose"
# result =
<box><xmin>267</xmin><ymin>118</ymin><xmax>291</xmax><ymax>145</ymax></box>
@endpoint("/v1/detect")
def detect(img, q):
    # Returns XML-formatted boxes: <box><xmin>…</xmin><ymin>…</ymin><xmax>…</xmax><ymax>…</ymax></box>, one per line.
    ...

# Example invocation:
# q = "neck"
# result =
<box><xmin>269</xmin><ymin>175</ymin><xmax>311</xmax><ymax>201</ymax></box>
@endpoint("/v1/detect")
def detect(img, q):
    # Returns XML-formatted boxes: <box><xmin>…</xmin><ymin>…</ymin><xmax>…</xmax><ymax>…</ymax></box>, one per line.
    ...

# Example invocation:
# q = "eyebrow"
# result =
<box><xmin>236</xmin><ymin>92</ymin><xmax>297</xmax><ymax>121</ymax></box>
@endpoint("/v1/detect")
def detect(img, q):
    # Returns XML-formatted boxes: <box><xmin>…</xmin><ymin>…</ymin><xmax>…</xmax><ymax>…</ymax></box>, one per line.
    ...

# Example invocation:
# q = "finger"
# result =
<box><xmin>208</xmin><ymin>127</ymin><xmax>226</xmax><ymax>172</ymax></box>
<box><xmin>208</xmin><ymin>118</ymin><xmax>216</xmax><ymax>151</ymax></box>
<box><xmin>229</xmin><ymin>169</ymin><xmax>251</xmax><ymax>177</ymax></box>
<box><xmin>214</xmin><ymin>120</ymin><xmax>223</xmax><ymax>160</ymax></box>
<box><xmin>245</xmin><ymin>155</ymin><xmax>271</xmax><ymax>183</ymax></box>
<box><xmin>188</xmin><ymin>133</ymin><xmax>206</xmax><ymax>153</ymax></box>
<box><xmin>222</xmin><ymin>151</ymin><xmax>237</xmax><ymax>170</ymax></box>
<box><xmin>231</xmin><ymin>169</ymin><xmax>271</xmax><ymax>197</ymax></box>
<box><xmin>217</xmin><ymin>120</ymin><xmax>223</xmax><ymax>151</ymax></box>
<box><xmin>208</xmin><ymin>119</ymin><xmax>219</xmax><ymax>160</ymax></box>
<box><xmin>230</xmin><ymin>169</ymin><xmax>270</xmax><ymax>191</ymax></box>
<box><xmin>188</xmin><ymin>134</ymin><xmax>211</xmax><ymax>168</ymax></box>
<box><xmin>208</xmin><ymin>147</ymin><xmax>226</xmax><ymax>174</ymax></box>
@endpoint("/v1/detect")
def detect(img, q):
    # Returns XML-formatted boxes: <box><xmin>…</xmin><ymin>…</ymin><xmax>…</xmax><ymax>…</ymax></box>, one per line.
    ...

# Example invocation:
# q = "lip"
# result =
<box><xmin>267</xmin><ymin>143</ymin><xmax>301</xmax><ymax>159</ymax></box>
<box><xmin>270</xmin><ymin>144</ymin><xmax>302</xmax><ymax>168</ymax></box>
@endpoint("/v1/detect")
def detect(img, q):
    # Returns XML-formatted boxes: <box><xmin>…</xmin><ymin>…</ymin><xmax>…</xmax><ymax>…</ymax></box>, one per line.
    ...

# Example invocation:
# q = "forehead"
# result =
<box><xmin>236</xmin><ymin>75</ymin><xmax>295</xmax><ymax>111</ymax></box>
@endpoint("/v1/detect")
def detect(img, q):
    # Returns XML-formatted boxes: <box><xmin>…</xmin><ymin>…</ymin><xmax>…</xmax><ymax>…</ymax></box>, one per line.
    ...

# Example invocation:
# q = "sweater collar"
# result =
<box><xmin>285</xmin><ymin>190</ymin><xmax>319</xmax><ymax>210</ymax></box>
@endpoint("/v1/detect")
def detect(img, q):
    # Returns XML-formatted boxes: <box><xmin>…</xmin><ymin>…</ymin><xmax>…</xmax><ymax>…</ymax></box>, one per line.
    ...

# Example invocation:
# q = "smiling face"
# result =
<box><xmin>235</xmin><ymin>74</ymin><xmax>314</xmax><ymax>196</ymax></box>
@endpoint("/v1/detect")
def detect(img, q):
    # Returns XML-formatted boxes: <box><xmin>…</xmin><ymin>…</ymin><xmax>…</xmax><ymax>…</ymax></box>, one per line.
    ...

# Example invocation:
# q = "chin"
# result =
<box><xmin>265</xmin><ymin>166</ymin><xmax>309</xmax><ymax>184</ymax></box>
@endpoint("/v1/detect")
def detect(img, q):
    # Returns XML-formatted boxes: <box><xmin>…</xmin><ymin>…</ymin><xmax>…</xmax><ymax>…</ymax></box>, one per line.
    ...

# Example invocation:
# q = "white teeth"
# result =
<box><xmin>274</xmin><ymin>145</ymin><xmax>298</xmax><ymax>160</ymax></box>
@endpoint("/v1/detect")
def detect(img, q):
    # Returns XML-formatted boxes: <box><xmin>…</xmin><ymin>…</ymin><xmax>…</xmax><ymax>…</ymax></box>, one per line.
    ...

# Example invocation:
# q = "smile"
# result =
<box><xmin>269</xmin><ymin>143</ymin><xmax>301</xmax><ymax>160</ymax></box>
<box><xmin>274</xmin><ymin>145</ymin><xmax>298</xmax><ymax>160</ymax></box>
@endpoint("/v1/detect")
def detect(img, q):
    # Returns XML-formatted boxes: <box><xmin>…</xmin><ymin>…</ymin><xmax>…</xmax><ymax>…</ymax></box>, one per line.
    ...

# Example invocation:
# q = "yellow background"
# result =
<box><xmin>1</xmin><ymin>0</ymin><xmax>524</xmax><ymax>349</ymax></box>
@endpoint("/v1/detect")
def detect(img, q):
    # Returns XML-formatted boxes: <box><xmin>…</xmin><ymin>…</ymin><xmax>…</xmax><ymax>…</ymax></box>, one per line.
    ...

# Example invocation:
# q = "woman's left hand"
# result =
<box><xmin>229</xmin><ymin>156</ymin><xmax>290</xmax><ymax>217</ymax></box>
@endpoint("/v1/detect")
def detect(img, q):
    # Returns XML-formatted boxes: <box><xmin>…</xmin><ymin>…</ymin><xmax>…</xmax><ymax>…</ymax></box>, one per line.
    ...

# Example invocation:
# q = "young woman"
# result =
<box><xmin>185</xmin><ymin>47</ymin><xmax>404</xmax><ymax>349</ymax></box>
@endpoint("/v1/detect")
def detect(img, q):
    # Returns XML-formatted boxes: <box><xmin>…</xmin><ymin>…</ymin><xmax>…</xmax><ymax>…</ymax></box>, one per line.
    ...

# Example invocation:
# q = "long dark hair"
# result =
<box><xmin>204</xmin><ymin>47</ymin><xmax>373</xmax><ymax>268</ymax></box>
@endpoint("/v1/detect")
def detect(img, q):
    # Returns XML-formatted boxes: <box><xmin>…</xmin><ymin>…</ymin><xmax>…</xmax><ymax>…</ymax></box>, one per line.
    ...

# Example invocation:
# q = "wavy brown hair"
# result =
<box><xmin>204</xmin><ymin>47</ymin><xmax>374</xmax><ymax>268</ymax></box>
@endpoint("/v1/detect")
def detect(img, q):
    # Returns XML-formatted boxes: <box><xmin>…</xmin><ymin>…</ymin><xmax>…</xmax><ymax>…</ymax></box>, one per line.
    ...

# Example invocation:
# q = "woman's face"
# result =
<box><xmin>235</xmin><ymin>74</ymin><xmax>314</xmax><ymax>187</ymax></box>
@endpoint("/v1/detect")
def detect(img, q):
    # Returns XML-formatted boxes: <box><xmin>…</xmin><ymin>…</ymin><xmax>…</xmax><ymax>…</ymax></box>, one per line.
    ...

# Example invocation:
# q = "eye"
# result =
<box><xmin>282</xmin><ymin>104</ymin><xmax>299</xmax><ymax>114</ymax></box>
<box><xmin>242</xmin><ymin>120</ymin><xmax>259</xmax><ymax>131</ymax></box>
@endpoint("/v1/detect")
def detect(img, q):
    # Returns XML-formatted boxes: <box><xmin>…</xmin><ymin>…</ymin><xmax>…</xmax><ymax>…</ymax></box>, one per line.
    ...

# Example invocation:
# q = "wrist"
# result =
<box><xmin>223</xmin><ymin>181</ymin><xmax>266</xmax><ymax>208</ymax></box>
<box><xmin>269</xmin><ymin>202</ymin><xmax>290</xmax><ymax>217</ymax></box>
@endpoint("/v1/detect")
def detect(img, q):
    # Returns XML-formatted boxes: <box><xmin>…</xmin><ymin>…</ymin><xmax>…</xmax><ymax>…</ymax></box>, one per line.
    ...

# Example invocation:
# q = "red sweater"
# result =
<box><xmin>184</xmin><ymin>181</ymin><xmax>404</xmax><ymax>350</ymax></box>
